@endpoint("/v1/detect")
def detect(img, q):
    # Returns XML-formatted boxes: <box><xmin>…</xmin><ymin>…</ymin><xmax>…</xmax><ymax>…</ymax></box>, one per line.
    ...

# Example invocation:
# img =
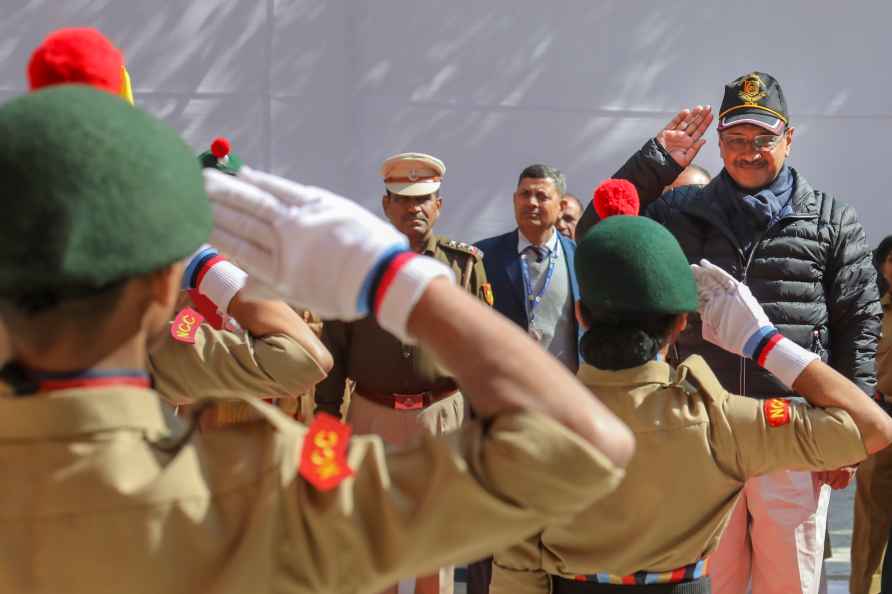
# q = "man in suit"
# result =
<box><xmin>467</xmin><ymin>164</ymin><xmax>580</xmax><ymax>594</ymax></box>
<box><xmin>476</xmin><ymin>164</ymin><xmax>580</xmax><ymax>372</ymax></box>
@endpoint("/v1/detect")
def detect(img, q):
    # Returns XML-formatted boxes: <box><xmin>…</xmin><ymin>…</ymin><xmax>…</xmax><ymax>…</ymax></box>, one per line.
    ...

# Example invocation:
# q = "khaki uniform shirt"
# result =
<box><xmin>315</xmin><ymin>234</ymin><xmax>489</xmax><ymax>416</ymax></box>
<box><xmin>878</xmin><ymin>293</ymin><xmax>892</xmax><ymax>397</ymax></box>
<box><xmin>0</xmin><ymin>386</ymin><xmax>622</xmax><ymax>594</ymax></box>
<box><xmin>492</xmin><ymin>356</ymin><xmax>868</xmax><ymax>594</ymax></box>
<box><xmin>149</xmin><ymin>322</ymin><xmax>328</xmax><ymax>426</ymax></box>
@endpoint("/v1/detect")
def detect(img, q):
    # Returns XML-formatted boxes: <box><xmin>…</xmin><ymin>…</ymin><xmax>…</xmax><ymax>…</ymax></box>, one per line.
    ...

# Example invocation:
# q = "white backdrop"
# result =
<box><xmin>2</xmin><ymin>0</ymin><xmax>890</xmax><ymax>246</ymax></box>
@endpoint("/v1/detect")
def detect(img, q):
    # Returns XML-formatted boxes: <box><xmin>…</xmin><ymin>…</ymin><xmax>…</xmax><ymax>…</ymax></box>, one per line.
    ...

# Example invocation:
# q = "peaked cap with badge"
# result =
<box><xmin>717</xmin><ymin>71</ymin><xmax>788</xmax><ymax>134</ymax></box>
<box><xmin>380</xmin><ymin>152</ymin><xmax>445</xmax><ymax>196</ymax></box>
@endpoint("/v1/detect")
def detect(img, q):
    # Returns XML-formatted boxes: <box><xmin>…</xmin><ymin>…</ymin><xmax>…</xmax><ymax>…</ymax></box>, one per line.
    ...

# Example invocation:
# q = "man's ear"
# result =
<box><xmin>147</xmin><ymin>262</ymin><xmax>184</xmax><ymax>310</ymax></box>
<box><xmin>381</xmin><ymin>193</ymin><xmax>390</xmax><ymax>212</ymax></box>
<box><xmin>784</xmin><ymin>126</ymin><xmax>795</xmax><ymax>158</ymax></box>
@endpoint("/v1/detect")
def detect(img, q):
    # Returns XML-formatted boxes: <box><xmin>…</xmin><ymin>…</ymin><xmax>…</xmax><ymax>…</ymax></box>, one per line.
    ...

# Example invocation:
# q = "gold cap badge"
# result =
<box><xmin>738</xmin><ymin>73</ymin><xmax>768</xmax><ymax>105</ymax></box>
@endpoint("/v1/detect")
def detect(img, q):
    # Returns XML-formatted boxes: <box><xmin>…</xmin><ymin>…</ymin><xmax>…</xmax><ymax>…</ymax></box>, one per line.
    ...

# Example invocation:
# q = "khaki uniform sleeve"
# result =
<box><xmin>149</xmin><ymin>324</ymin><xmax>327</xmax><ymax>405</ymax></box>
<box><xmin>723</xmin><ymin>396</ymin><xmax>869</xmax><ymax>477</ymax></box>
<box><xmin>491</xmin><ymin>534</ymin><xmax>550</xmax><ymax>594</ymax></box>
<box><xmin>279</xmin><ymin>411</ymin><xmax>624</xmax><ymax>594</ymax></box>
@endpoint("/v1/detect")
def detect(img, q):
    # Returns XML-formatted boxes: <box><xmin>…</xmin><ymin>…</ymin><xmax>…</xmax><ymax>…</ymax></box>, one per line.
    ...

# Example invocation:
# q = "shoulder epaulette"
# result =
<box><xmin>674</xmin><ymin>354</ymin><xmax>729</xmax><ymax>403</ymax></box>
<box><xmin>439</xmin><ymin>238</ymin><xmax>483</xmax><ymax>260</ymax></box>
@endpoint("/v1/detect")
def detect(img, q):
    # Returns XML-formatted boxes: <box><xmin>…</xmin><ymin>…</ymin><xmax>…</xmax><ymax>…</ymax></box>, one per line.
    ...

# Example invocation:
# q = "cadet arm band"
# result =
<box><xmin>746</xmin><ymin>327</ymin><xmax>819</xmax><ymax>389</ymax></box>
<box><xmin>361</xmin><ymin>248</ymin><xmax>455</xmax><ymax>343</ymax></box>
<box><xmin>182</xmin><ymin>244</ymin><xmax>249</xmax><ymax>314</ymax></box>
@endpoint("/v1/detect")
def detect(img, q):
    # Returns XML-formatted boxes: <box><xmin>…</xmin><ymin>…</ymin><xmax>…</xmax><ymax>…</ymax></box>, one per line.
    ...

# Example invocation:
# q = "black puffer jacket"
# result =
<box><xmin>577</xmin><ymin>139</ymin><xmax>881</xmax><ymax>398</ymax></box>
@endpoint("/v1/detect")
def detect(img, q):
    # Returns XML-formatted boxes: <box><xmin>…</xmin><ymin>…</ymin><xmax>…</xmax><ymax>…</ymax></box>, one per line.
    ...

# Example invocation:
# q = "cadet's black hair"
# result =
<box><xmin>875</xmin><ymin>234</ymin><xmax>892</xmax><ymax>295</ymax></box>
<box><xmin>0</xmin><ymin>277</ymin><xmax>127</xmax><ymax>317</ymax></box>
<box><xmin>0</xmin><ymin>281</ymin><xmax>128</xmax><ymax>352</ymax></box>
<box><xmin>578</xmin><ymin>304</ymin><xmax>679</xmax><ymax>370</ymax></box>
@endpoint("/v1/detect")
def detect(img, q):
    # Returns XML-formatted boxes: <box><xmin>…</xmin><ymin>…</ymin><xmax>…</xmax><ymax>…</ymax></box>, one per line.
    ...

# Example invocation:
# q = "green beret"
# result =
<box><xmin>198</xmin><ymin>137</ymin><xmax>242</xmax><ymax>175</ymax></box>
<box><xmin>0</xmin><ymin>85</ymin><xmax>211</xmax><ymax>299</ymax></box>
<box><xmin>575</xmin><ymin>216</ymin><xmax>697</xmax><ymax>314</ymax></box>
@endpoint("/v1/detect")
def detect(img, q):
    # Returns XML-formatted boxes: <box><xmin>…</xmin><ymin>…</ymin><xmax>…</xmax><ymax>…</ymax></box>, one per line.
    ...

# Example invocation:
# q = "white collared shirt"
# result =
<box><xmin>517</xmin><ymin>227</ymin><xmax>559</xmax><ymax>255</ymax></box>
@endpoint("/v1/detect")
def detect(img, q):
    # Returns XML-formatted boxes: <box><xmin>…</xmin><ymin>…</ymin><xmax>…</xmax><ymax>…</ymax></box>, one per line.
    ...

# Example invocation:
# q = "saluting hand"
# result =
<box><xmin>657</xmin><ymin>105</ymin><xmax>714</xmax><ymax>168</ymax></box>
<box><xmin>203</xmin><ymin>167</ymin><xmax>454</xmax><ymax>342</ymax></box>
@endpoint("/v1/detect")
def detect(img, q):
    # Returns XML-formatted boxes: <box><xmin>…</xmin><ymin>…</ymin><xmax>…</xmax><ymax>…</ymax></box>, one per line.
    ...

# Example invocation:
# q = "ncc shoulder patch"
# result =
<box><xmin>170</xmin><ymin>307</ymin><xmax>205</xmax><ymax>343</ymax></box>
<box><xmin>299</xmin><ymin>413</ymin><xmax>353</xmax><ymax>491</ymax></box>
<box><xmin>763</xmin><ymin>398</ymin><xmax>791</xmax><ymax>427</ymax></box>
<box><xmin>481</xmin><ymin>282</ymin><xmax>494</xmax><ymax>306</ymax></box>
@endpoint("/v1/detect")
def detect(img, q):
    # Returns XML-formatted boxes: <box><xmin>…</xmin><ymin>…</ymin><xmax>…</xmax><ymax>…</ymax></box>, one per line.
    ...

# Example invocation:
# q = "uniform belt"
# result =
<box><xmin>356</xmin><ymin>387</ymin><xmax>458</xmax><ymax>410</ymax></box>
<box><xmin>556</xmin><ymin>559</ymin><xmax>708</xmax><ymax>589</ymax></box>
<box><xmin>552</xmin><ymin>576</ymin><xmax>711</xmax><ymax>594</ymax></box>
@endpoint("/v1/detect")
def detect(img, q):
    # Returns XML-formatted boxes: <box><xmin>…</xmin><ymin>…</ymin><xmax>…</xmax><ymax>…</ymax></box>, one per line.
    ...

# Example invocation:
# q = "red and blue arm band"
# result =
<box><xmin>356</xmin><ymin>246</ymin><xmax>454</xmax><ymax>342</ymax></box>
<box><xmin>182</xmin><ymin>244</ymin><xmax>217</xmax><ymax>290</ymax></box>
<box><xmin>744</xmin><ymin>326</ymin><xmax>819</xmax><ymax>388</ymax></box>
<box><xmin>181</xmin><ymin>244</ymin><xmax>248</xmax><ymax>315</ymax></box>
<box><xmin>744</xmin><ymin>326</ymin><xmax>783</xmax><ymax>366</ymax></box>
<box><xmin>356</xmin><ymin>245</ymin><xmax>409</xmax><ymax>316</ymax></box>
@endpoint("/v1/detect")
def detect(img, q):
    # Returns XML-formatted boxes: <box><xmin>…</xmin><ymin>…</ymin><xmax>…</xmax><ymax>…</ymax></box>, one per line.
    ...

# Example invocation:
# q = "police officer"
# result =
<box><xmin>0</xmin><ymin>86</ymin><xmax>634</xmax><ymax>594</ymax></box>
<box><xmin>490</xmin><ymin>216</ymin><xmax>892</xmax><ymax>594</ymax></box>
<box><xmin>315</xmin><ymin>152</ymin><xmax>490</xmax><ymax>428</ymax></box>
<box><xmin>315</xmin><ymin>152</ymin><xmax>490</xmax><ymax>594</ymax></box>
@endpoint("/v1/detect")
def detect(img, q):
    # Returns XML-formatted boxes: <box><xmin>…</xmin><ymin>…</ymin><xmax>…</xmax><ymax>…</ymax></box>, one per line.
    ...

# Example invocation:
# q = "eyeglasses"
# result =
<box><xmin>720</xmin><ymin>133</ymin><xmax>785</xmax><ymax>152</ymax></box>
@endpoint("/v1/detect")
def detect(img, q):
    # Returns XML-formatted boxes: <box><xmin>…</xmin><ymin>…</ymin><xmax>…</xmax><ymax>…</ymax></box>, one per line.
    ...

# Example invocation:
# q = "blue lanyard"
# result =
<box><xmin>520</xmin><ymin>247</ymin><xmax>557</xmax><ymax>324</ymax></box>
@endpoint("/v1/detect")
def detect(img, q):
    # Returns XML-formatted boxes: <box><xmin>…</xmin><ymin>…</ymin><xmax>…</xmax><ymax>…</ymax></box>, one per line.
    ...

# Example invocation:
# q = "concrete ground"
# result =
<box><xmin>444</xmin><ymin>482</ymin><xmax>860</xmax><ymax>594</ymax></box>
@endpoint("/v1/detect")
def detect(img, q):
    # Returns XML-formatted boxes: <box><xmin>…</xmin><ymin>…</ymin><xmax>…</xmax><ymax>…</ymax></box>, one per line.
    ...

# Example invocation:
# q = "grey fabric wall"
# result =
<box><xmin>3</xmin><ymin>0</ymin><xmax>890</xmax><ymax>246</ymax></box>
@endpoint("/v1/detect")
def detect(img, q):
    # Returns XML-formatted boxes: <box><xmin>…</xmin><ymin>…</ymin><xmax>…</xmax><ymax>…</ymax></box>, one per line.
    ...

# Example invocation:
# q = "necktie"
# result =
<box><xmin>525</xmin><ymin>245</ymin><xmax>548</xmax><ymax>263</ymax></box>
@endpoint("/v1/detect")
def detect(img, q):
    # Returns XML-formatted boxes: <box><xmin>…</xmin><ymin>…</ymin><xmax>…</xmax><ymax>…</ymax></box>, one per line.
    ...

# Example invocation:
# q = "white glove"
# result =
<box><xmin>691</xmin><ymin>259</ymin><xmax>818</xmax><ymax>388</ymax></box>
<box><xmin>690</xmin><ymin>259</ymin><xmax>772</xmax><ymax>358</ymax></box>
<box><xmin>203</xmin><ymin>167</ymin><xmax>454</xmax><ymax>341</ymax></box>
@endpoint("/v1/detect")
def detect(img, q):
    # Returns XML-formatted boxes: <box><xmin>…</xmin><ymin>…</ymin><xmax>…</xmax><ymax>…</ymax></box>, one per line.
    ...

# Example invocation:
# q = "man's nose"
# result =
<box><xmin>742</xmin><ymin>144</ymin><xmax>763</xmax><ymax>159</ymax></box>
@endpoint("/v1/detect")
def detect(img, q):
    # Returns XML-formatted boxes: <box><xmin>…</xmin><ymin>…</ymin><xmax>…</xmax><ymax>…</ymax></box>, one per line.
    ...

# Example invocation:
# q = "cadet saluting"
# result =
<box><xmin>491</xmin><ymin>216</ymin><xmax>892</xmax><ymax>594</ymax></box>
<box><xmin>0</xmin><ymin>86</ymin><xmax>633</xmax><ymax>594</ymax></box>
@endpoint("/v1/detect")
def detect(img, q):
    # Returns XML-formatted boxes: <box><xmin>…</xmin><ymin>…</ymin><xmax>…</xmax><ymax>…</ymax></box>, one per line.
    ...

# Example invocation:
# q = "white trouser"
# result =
<box><xmin>711</xmin><ymin>469</ymin><xmax>831</xmax><ymax>594</ymax></box>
